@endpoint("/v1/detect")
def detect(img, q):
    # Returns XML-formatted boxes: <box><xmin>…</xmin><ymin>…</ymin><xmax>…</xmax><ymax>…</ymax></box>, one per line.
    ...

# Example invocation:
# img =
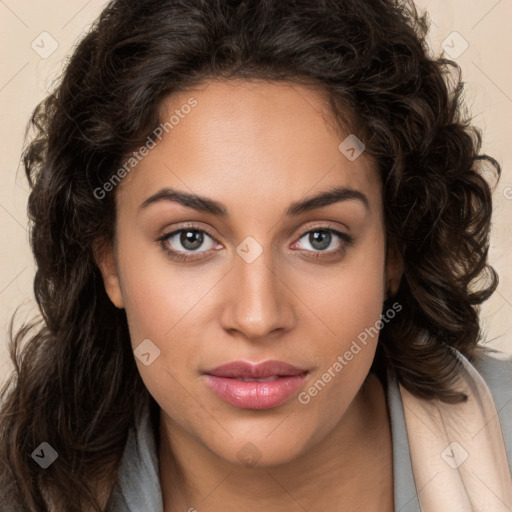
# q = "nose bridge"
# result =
<box><xmin>222</xmin><ymin>235</ymin><xmax>292</xmax><ymax>338</ymax></box>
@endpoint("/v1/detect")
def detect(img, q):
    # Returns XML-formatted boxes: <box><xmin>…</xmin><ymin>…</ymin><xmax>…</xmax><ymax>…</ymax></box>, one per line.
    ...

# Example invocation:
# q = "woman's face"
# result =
<box><xmin>97</xmin><ymin>79</ymin><xmax>402</xmax><ymax>466</ymax></box>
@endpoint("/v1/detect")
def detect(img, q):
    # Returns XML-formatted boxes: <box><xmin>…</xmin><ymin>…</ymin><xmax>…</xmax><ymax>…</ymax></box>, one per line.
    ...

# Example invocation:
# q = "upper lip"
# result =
<box><xmin>204</xmin><ymin>360</ymin><xmax>309</xmax><ymax>378</ymax></box>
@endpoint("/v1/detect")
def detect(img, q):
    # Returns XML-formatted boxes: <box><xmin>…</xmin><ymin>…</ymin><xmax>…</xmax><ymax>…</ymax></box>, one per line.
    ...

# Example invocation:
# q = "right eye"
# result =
<box><xmin>157</xmin><ymin>225</ymin><xmax>220</xmax><ymax>262</ymax></box>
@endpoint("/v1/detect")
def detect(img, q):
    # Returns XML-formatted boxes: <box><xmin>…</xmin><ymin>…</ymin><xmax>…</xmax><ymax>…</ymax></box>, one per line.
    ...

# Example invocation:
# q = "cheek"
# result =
<box><xmin>115</xmin><ymin>236</ymin><xmax>221</xmax><ymax>395</ymax></box>
<box><xmin>297</xmin><ymin>231</ymin><xmax>386</xmax><ymax>404</ymax></box>
<box><xmin>116</xmin><ymin>247</ymin><xmax>206</xmax><ymax>413</ymax></box>
<box><xmin>314</xmin><ymin>230</ymin><xmax>386</xmax><ymax>344</ymax></box>
<box><xmin>116</xmin><ymin>237</ymin><xmax>206</xmax><ymax>344</ymax></box>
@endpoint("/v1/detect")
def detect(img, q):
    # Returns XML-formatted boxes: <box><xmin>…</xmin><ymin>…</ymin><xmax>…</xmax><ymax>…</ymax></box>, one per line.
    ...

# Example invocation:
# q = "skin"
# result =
<box><xmin>96</xmin><ymin>78</ymin><xmax>403</xmax><ymax>511</ymax></box>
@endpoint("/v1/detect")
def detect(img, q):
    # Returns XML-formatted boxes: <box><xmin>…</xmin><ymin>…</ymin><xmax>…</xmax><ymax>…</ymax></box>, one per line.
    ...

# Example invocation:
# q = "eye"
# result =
<box><xmin>293</xmin><ymin>227</ymin><xmax>353</xmax><ymax>259</ymax></box>
<box><xmin>157</xmin><ymin>224</ymin><xmax>219</xmax><ymax>261</ymax></box>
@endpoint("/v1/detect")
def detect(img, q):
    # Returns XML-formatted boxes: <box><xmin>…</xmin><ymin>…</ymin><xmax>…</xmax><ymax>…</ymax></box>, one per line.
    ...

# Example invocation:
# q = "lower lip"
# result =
<box><xmin>203</xmin><ymin>373</ymin><xmax>308</xmax><ymax>409</ymax></box>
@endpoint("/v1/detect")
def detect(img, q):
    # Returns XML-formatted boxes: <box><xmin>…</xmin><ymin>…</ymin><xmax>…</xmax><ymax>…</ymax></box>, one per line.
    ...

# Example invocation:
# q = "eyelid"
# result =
<box><xmin>156</xmin><ymin>221</ymin><xmax>218</xmax><ymax>242</ymax></box>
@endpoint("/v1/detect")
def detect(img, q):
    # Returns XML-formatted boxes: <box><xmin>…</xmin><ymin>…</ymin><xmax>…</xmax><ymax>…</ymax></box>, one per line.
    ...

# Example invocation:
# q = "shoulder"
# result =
<box><xmin>471</xmin><ymin>346</ymin><xmax>512</xmax><ymax>461</ymax></box>
<box><xmin>471</xmin><ymin>346</ymin><xmax>512</xmax><ymax>405</ymax></box>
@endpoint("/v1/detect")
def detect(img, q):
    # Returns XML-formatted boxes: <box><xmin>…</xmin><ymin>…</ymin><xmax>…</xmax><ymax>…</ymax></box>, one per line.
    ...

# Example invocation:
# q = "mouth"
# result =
<box><xmin>202</xmin><ymin>360</ymin><xmax>309</xmax><ymax>409</ymax></box>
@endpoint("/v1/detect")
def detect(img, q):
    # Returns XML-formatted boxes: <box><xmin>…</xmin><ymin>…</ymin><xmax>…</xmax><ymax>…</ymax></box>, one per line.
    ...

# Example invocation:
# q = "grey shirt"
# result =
<box><xmin>107</xmin><ymin>348</ymin><xmax>512</xmax><ymax>511</ymax></box>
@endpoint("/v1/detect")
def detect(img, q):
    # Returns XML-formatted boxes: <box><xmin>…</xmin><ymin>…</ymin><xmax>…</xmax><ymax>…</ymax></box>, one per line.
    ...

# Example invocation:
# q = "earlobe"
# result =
<box><xmin>92</xmin><ymin>239</ymin><xmax>125</xmax><ymax>309</ymax></box>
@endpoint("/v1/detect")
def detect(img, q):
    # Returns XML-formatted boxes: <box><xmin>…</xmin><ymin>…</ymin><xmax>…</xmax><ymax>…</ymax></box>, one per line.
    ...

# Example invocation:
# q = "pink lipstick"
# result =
<box><xmin>203</xmin><ymin>360</ymin><xmax>309</xmax><ymax>409</ymax></box>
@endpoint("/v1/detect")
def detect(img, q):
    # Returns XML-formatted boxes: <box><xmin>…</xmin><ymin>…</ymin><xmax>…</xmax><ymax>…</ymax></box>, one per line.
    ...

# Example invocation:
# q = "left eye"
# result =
<box><xmin>294</xmin><ymin>228</ymin><xmax>352</xmax><ymax>253</ymax></box>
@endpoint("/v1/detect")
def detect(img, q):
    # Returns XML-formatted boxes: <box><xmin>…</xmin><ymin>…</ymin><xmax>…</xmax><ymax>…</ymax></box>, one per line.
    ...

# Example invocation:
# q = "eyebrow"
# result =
<box><xmin>138</xmin><ymin>185</ymin><xmax>369</xmax><ymax>216</ymax></box>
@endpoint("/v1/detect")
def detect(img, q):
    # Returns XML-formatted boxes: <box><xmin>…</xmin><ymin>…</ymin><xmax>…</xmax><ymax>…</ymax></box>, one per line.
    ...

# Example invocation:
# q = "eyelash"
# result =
<box><xmin>156</xmin><ymin>223</ymin><xmax>354</xmax><ymax>262</ymax></box>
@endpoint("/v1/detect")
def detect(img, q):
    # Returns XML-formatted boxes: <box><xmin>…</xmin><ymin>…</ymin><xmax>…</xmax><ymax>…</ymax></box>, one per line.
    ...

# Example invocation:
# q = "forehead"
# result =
<box><xmin>116</xmin><ymin>79</ymin><xmax>381</xmax><ymax>215</ymax></box>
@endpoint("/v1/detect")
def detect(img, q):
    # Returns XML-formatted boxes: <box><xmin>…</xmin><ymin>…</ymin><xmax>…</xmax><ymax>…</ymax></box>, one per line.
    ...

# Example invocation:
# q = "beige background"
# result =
<box><xmin>1</xmin><ymin>0</ymin><xmax>511</xmax><ymax>383</ymax></box>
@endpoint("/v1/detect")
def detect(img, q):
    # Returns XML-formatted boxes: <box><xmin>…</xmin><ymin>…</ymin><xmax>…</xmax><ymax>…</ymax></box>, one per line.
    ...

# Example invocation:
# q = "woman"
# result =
<box><xmin>1</xmin><ymin>0</ymin><xmax>511</xmax><ymax>510</ymax></box>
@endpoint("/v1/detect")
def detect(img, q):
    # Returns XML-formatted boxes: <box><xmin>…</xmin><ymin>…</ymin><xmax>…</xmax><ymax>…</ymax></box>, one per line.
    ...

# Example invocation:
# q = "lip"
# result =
<box><xmin>204</xmin><ymin>360</ymin><xmax>308</xmax><ymax>378</ymax></box>
<box><xmin>203</xmin><ymin>360</ymin><xmax>309</xmax><ymax>409</ymax></box>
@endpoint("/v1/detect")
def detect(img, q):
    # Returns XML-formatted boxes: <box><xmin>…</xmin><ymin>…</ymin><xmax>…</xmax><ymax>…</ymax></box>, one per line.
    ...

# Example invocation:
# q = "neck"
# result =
<box><xmin>158</xmin><ymin>373</ymin><xmax>393</xmax><ymax>512</ymax></box>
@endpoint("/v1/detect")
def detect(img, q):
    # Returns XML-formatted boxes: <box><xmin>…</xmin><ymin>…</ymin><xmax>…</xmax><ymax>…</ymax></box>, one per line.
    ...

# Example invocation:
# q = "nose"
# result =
<box><xmin>219</xmin><ymin>245</ymin><xmax>296</xmax><ymax>342</ymax></box>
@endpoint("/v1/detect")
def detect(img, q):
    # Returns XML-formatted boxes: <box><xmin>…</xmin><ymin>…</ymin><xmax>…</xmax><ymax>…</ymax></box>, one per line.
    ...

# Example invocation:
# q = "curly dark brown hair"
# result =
<box><xmin>0</xmin><ymin>0</ymin><xmax>500</xmax><ymax>510</ymax></box>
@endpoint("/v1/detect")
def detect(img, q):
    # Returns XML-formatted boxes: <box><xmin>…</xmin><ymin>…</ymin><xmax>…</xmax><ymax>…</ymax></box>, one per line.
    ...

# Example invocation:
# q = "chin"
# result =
<box><xmin>202</xmin><ymin>423</ymin><xmax>315</xmax><ymax>469</ymax></box>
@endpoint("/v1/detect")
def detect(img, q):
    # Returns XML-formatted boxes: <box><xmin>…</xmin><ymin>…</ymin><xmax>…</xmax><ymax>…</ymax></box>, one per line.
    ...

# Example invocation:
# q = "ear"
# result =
<box><xmin>92</xmin><ymin>238</ymin><xmax>125</xmax><ymax>309</ymax></box>
<box><xmin>384</xmin><ymin>239</ymin><xmax>404</xmax><ymax>299</ymax></box>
